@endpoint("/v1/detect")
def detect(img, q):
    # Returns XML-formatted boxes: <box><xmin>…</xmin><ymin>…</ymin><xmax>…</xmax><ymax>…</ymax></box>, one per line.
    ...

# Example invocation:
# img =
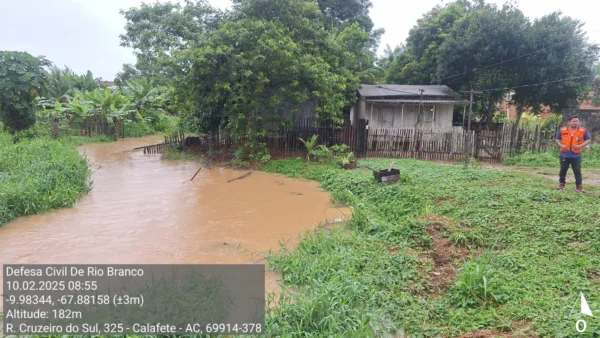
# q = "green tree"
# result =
<box><xmin>0</xmin><ymin>51</ymin><xmax>50</xmax><ymax>134</ymax></box>
<box><xmin>315</xmin><ymin>0</ymin><xmax>383</xmax><ymax>50</ymax></box>
<box><xmin>119</xmin><ymin>0</ymin><xmax>225</xmax><ymax>84</ymax></box>
<box><xmin>509</xmin><ymin>12</ymin><xmax>599</xmax><ymax>131</ymax></box>
<box><xmin>437</xmin><ymin>3</ymin><xmax>530</xmax><ymax>126</ymax></box>
<box><xmin>115</xmin><ymin>64</ymin><xmax>141</xmax><ymax>87</ymax></box>
<box><xmin>377</xmin><ymin>44</ymin><xmax>404</xmax><ymax>72</ymax></box>
<box><xmin>174</xmin><ymin>0</ymin><xmax>365</xmax><ymax>132</ymax></box>
<box><xmin>385</xmin><ymin>0</ymin><xmax>470</xmax><ymax>84</ymax></box>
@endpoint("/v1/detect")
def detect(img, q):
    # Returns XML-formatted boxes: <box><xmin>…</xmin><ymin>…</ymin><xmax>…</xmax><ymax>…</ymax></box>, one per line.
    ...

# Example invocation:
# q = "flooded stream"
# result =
<box><xmin>0</xmin><ymin>135</ymin><xmax>349</xmax><ymax>297</ymax></box>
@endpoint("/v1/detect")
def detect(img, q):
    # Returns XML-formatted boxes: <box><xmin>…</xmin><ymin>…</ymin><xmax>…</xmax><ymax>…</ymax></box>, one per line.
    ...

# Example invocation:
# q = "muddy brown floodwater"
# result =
<box><xmin>0</xmin><ymin>135</ymin><xmax>350</xmax><ymax>299</ymax></box>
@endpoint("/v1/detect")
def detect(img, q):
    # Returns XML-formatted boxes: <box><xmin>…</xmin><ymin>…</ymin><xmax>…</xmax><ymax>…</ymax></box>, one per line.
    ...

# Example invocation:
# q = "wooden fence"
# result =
<box><xmin>365</xmin><ymin>122</ymin><xmax>559</xmax><ymax>163</ymax></box>
<box><xmin>507</xmin><ymin>123</ymin><xmax>559</xmax><ymax>156</ymax></box>
<box><xmin>136</xmin><ymin>132</ymin><xmax>185</xmax><ymax>154</ymax></box>
<box><xmin>366</xmin><ymin>128</ymin><xmax>475</xmax><ymax>162</ymax></box>
<box><xmin>40</xmin><ymin>115</ymin><xmax>125</xmax><ymax>139</ymax></box>
<box><xmin>163</xmin><ymin>118</ymin><xmax>560</xmax><ymax>163</ymax></box>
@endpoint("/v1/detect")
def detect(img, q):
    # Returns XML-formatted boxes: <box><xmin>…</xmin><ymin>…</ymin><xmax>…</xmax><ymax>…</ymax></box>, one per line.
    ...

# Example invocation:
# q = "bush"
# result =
<box><xmin>310</xmin><ymin>145</ymin><xmax>334</xmax><ymax>162</ymax></box>
<box><xmin>0</xmin><ymin>134</ymin><xmax>91</xmax><ymax>226</ymax></box>
<box><xmin>153</xmin><ymin>114</ymin><xmax>179</xmax><ymax>134</ymax></box>
<box><xmin>124</xmin><ymin>121</ymin><xmax>154</xmax><ymax>137</ymax></box>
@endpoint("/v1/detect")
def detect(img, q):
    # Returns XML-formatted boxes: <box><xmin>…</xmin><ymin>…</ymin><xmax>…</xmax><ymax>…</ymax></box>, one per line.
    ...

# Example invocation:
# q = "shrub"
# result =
<box><xmin>0</xmin><ymin>134</ymin><xmax>91</xmax><ymax>226</ymax></box>
<box><xmin>310</xmin><ymin>145</ymin><xmax>334</xmax><ymax>163</ymax></box>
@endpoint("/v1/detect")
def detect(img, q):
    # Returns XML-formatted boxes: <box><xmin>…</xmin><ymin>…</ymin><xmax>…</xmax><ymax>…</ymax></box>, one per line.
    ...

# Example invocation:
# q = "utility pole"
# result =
<box><xmin>414</xmin><ymin>89</ymin><xmax>425</xmax><ymax>128</ymax></box>
<box><xmin>464</xmin><ymin>88</ymin><xmax>474</xmax><ymax>168</ymax></box>
<box><xmin>461</xmin><ymin>88</ymin><xmax>482</xmax><ymax>168</ymax></box>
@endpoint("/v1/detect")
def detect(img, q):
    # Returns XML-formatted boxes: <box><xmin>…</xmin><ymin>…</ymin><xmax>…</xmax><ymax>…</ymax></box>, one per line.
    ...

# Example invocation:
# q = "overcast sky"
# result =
<box><xmin>0</xmin><ymin>0</ymin><xmax>598</xmax><ymax>80</ymax></box>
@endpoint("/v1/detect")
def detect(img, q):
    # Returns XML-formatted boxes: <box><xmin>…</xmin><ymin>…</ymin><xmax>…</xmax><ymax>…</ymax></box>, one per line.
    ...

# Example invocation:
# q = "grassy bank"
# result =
<box><xmin>503</xmin><ymin>145</ymin><xmax>600</xmax><ymax>168</ymax></box>
<box><xmin>263</xmin><ymin>158</ymin><xmax>600</xmax><ymax>337</ymax></box>
<box><xmin>0</xmin><ymin>134</ymin><xmax>91</xmax><ymax>226</ymax></box>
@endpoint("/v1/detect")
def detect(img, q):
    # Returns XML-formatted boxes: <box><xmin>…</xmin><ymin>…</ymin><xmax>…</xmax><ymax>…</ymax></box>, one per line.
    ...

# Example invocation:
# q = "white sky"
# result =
<box><xmin>0</xmin><ymin>0</ymin><xmax>598</xmax><ymax>80</ymax></box>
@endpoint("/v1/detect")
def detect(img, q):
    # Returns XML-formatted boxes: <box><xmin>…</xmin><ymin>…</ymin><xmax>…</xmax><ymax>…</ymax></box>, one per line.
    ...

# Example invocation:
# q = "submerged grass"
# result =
<box><xmin>0</xmin><ymin>133</ymin><xmax>91</xmax><ymax>226</ymax></box>
<box><xmin>262</xmin><ymin>158</ymin><xmax>600</xmax><ymax>337</ymax></box>
<box><xmin>162</xmin><ymin>145</ymin><xmax>200</xmax><ymax>161</ymax></box>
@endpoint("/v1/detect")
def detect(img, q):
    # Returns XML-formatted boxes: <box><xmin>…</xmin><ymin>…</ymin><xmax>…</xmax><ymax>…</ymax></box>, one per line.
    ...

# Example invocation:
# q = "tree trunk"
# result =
<box><xmin>510</xmin><ymin>110</ymin><xmax>524</xmax><ymax>152</ymax></box>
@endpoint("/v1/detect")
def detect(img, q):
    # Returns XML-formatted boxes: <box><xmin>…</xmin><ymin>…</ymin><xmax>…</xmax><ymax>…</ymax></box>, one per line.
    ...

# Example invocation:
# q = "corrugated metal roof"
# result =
<box><xmin>364</xmin><ymin>99</ymin><xmax>469</xmax><ymax>104</ymax></box>
<box><xmin>358</xmin><ymin>84</ymin><xmax>459</xmax><ymax>98</ymax></box>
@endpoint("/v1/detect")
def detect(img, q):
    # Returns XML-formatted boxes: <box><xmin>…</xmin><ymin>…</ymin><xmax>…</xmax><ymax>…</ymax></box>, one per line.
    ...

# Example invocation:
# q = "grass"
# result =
<box><xmin>0</xmin><ymin>133</ymin><xmax>91</xmax><ymax>226</ymax></box>
<box><xmin>162</xmin><ymin>145</ymin><xmax>200</xmax><ymax>161</ymax></box>
<box><xmin>124</xmin><ymin>115</ymin><xmax>180</xmax><ymax>137</ymax></box>
<box><xmin>59</xmin><ymin>134</ymin><xmax>118</xmax><ymax>147</ymax></box>
<box><xmin>262</xmin><ymin>158</ymin><xmax>600</xmax><ymax>337</ymax></box>
<box><xmin>503</xmin><ymin>145</ymin><xmax>600</xmax><ymax>168</ymax></box>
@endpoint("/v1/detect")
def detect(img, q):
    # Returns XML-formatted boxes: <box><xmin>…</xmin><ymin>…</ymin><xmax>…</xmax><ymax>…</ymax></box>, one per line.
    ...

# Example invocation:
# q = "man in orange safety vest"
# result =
<box><xmin>554</xmin><ymin>115</ymin><xmax>592</xmax><ymax>192</ymax></box>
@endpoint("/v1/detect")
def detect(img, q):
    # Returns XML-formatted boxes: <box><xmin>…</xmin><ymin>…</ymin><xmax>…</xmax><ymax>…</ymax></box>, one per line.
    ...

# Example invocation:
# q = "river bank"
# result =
<box><xmin>0</xmin><ymin>134</ymin><xmax>92</xmax><ymax>226</ymax></box>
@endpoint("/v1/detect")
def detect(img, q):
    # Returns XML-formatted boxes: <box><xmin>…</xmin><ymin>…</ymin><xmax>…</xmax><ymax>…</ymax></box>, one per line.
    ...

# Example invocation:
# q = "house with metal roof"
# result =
<box><xmin>350</xmin><ymin>84</ymin><xmax>468</xmax><ymax>130</ymax></box>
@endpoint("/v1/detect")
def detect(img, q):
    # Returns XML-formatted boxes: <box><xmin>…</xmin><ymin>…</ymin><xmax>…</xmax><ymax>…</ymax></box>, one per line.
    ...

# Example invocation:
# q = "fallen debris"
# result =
<box><xmin>133</xmin><ymin>143</ymin><xmax>163</xmax><ymax>150</ymax></box>
<box><xmin>227</xmin><ymin>171</ymin><xmax>252</xmax><ymax>183</ymax></box>
<box><xmin>190</xmin><ymin>167</ymin><xmax>203</xmax><ymax>181</ymax></box>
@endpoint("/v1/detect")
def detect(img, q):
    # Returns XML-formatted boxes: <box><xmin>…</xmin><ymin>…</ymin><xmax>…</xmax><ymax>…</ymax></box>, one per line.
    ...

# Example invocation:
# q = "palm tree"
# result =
<box><xmin>70</xmin><ymin>70</ymin><xmax>100</xmax><ymax>92</ymax></box>
<box><xmin>357</xmin><ymin>65</ymin><xmax>385</xmax><ymax>84</ymax></box>
<box><xmin>47</xmin><ymin>66</ymin><xmax>75</xmax><ymax>101</ymax></box>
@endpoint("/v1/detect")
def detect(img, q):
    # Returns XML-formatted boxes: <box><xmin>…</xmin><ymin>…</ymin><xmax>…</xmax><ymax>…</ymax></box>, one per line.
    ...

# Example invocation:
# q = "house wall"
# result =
<box><xmin>356</xmin><ymin>102</ymin><xmax>455</xmax><ymax>130</ymax></box>
<box><xmin>350</xmin><ymin>99</ymin><xmax>365</xmax><ymax>125</ymax></box>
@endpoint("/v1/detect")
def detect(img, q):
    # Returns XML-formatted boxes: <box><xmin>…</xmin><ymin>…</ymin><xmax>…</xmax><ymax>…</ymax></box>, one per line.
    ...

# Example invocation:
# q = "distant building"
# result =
<box><xmin>350</xmin><ymin>84</ymin><xmax>468</xmax><ymax>130</ymax></box>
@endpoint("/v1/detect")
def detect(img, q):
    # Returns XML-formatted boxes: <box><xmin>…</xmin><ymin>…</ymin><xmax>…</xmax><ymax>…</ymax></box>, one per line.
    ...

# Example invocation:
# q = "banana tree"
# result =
<box><xmin>37</xmin><ymin>100</ymin><xmax>70</xmax><ymax>138</ymax></box>
<box><xmin>70</xmin><ymin>70</ymin><xmax>100</xmax><ymax>92</ymax></box>
<box><xmin>83</xmin><ymin>88</ymin><xmax>127</xmax><ymax>135</ymax></box>
<box><xmin>68</xmin><ymin>92</ymin><xmax>94</xmax><ymax>135</ymax></box>
<box><xmin>123</xmin><ymin>78</ymin><xmax>164</xmax><ymax>124</ymax></box>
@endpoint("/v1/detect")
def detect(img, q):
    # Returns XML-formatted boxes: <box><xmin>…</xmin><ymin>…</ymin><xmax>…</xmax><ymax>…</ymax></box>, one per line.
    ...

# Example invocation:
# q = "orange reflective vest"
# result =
<box><xmin>560</xmin><ymin>126</ymin><xmax>587</xmax><ymax>154</ymax></box>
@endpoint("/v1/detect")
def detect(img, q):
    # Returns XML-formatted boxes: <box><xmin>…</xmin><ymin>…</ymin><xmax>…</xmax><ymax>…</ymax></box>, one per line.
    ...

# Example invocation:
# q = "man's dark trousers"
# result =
<box><xmin>559</xmin><ymin>156</ymin><xmax>582</xmax><ymax>186</ymax></box>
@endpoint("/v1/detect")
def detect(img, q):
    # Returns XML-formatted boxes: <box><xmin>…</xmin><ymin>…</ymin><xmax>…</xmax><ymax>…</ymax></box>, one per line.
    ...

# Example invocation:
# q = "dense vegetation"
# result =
<box><xmin>0</xmin><ymin>134</ymin><xmax>91</xmax><ymax>226</ymax></box>
<box><xmin>380</xmin><ymin>1</ymin><xmax>598</xmax><ymax>128</ymax></box>
<box><xmin>263</xmin><ymin>158</ymin><xmax>600</xmax><ymax>337</ymax></box>
<box><xmin>117</xmin><ymin>0</ymin><xmax>385</xmax><ymax>163</ymax></box>
<box><xmin>0</xmin><ymin>51</ymin><xmax>179</xmax><ymax>142</ymax></box>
